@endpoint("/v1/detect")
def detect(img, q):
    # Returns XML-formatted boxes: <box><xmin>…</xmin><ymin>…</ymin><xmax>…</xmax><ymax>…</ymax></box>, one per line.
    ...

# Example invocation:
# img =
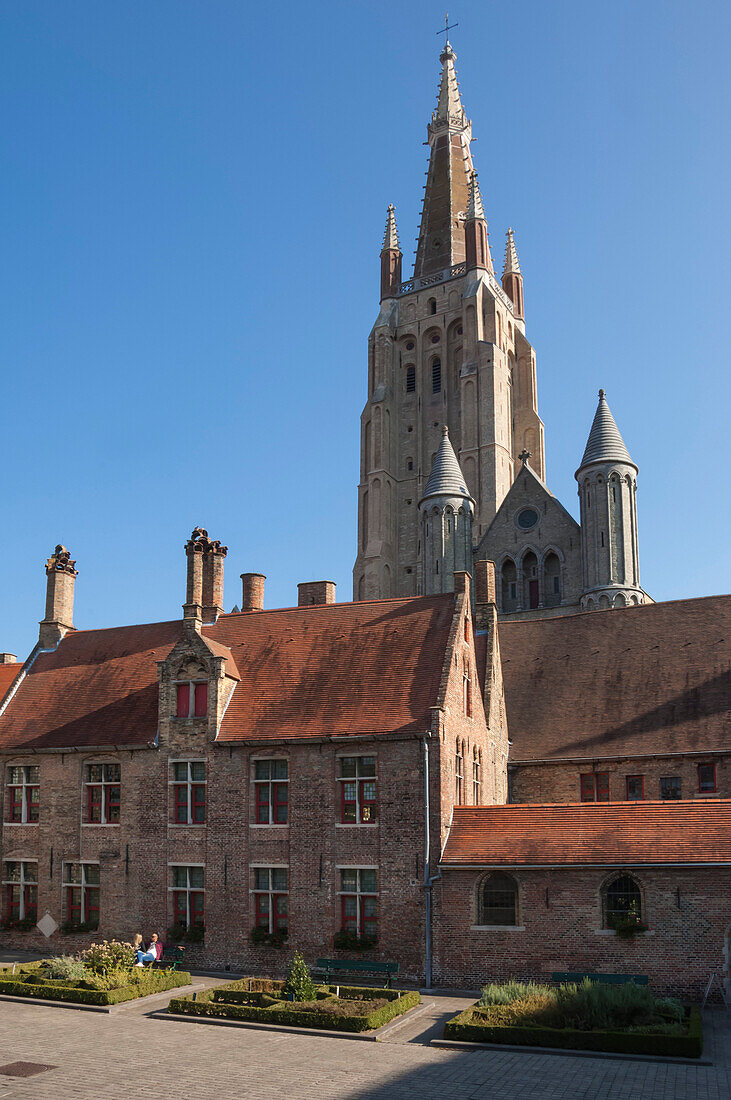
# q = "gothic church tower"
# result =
<box><xmin>354</xmin><ymin>41</ymin><xmax>544</xmax><ymax>599</ymax></box>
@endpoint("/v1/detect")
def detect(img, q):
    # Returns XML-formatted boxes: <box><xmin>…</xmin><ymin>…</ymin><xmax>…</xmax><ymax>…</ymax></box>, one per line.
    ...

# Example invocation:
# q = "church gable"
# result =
<box><xmin>476</xmin><ymin>462</ymin><xmax>582</xmax><ymax>615</ymax></box>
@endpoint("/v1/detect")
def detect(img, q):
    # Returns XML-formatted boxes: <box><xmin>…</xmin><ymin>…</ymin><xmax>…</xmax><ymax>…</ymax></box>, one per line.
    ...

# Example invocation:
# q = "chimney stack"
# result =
<box><xmin>297</xmin><ymin>581</ymin><xmax>336</xmax><ymax>607</ymax></box>
<box><xmin>240</xmin><ymin>573</ymin><xmax>266</xmax><ymax>612</ymax></box>
<box><xmin>474</xmin><ymin>560</ymin><xmax>497</xmax><ymax>605</ymax></box>
<box><xmin>184</xmin><ymin>528</ymin><xmax>206</xmax><ymax>622</ymax></box>
<box><xmin>0</xmin><ymin>654</ymin><xmax>18</xmax><ymax>664</ymax></box>
<box><xmin>39</xmin><ymin>545</ymin><xmax>77</xmax><ymax>649</ymax></box>
<box><xmin>202</xmin><ymin>539</ymin><xmax>227</xmax><ymax>623</ymax></box>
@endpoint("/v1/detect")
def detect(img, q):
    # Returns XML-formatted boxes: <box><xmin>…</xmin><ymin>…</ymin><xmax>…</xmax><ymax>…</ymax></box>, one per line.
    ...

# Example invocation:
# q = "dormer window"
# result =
<box><xmin>176</xmin><ymin>681</ymin><xmax>208</xmax><ymax>718</ymax></box>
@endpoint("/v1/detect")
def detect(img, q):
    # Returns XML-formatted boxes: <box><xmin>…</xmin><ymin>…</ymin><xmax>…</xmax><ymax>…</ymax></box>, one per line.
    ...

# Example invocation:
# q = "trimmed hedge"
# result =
<box><xmin>443</xmin><ymin>1004</ymin><xmax>703</xmax><ymax>1058</ymax></box>
<box><xmin>169</xmin><ymin>982</ymin><xmax>420</xmax><ymax>1033</ymax></box>
<box><xmin>0</xmin><ymin>968</ymin><xmax>192</xmax><ymax>1006</ymax></box>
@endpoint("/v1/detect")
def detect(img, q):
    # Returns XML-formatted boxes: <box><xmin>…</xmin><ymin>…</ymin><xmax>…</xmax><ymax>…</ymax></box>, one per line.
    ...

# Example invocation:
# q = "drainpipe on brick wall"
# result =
<box><xmin>423</xmin><ymin>733</ymin><xmax>441</xmax><ymax>989</ymax></box>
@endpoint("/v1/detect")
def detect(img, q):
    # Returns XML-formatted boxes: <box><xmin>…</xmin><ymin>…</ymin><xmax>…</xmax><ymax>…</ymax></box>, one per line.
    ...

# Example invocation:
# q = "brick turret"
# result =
<box><xmin>39</xmin><ymin>545</ymin><xmax>77</xmax><ymax>649</ymax></box>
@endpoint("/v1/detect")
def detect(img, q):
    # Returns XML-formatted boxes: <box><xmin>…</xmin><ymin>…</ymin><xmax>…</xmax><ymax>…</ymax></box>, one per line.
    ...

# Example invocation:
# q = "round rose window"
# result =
<box><xmin>516</xmin><ymin>508</ymin><xmax>538</xmax><ymax>530</ymax></box>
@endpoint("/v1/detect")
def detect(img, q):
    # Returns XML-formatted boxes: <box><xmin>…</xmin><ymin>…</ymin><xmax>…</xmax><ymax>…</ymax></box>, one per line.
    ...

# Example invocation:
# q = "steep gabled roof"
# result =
<box><xmin>499</xmin><ymin>595</ymin><xmax>731</xmax><ymax>761</ymax></box>
<box><xmin>205</xmin><ymin>595</ymin><xmax>454</xmax><ymax>741</ymax></box>
<box><xmin>579</xmin><ymin>389</ymin><xmax>635</xmax><ymax>469</ymax></box>
<box><xmin>441</xmin><ymin>801</ymin><xmax>731</xmax><ymax>867</ymax></box>
<box><xmin>421</xmin><ymin>427</ymin><xmax>472</xmax><ymax>504</ymax></box>
<box><xmin>0</xmin><ymin>663</ymin><xmax>22</xmax><ymax>703</ymax></box>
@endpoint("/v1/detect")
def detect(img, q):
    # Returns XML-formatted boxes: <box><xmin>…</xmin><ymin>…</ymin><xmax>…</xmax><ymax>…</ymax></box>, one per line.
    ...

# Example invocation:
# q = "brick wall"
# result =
<box><xmin>511</xmin><ymin>754</ymin><xmax>729</xmax><ymax>804</ymax></box>
<box><xmin>433</xmin><ymin>866</ymin><xmax>729</xmax><ymax>998</ymax></box>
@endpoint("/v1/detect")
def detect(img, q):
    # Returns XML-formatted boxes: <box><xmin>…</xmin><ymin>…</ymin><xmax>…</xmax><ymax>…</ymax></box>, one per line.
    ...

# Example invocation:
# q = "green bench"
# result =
<box><xmin>315</xmin><ymin>958</ymin><xmax>399</xmax><ymax>988</ymax></box>
<box><xmin>150</xmin><ymin>945</ymin><xmax>186</xmax><ymax>971</ymax></box>
<box><xmin>552</xmin><ymin>971</ymin><xmax>648</xmax><ymax>986</ymax></box>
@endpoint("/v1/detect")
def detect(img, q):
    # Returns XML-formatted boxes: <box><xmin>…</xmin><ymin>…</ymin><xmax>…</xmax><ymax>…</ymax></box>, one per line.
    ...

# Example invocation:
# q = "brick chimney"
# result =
<box><xmin>297</xmin><ymin>581</ymin><xmax>336</xmax><ymax>606</ymax></box>
<box><xmin>0</xmin><ymin>654</ymin><xmax>18</xmax><ymax>664</ymax></box>
<box><xmin>39</xmin><ymin>545</ymin><xmax>77</xmax><ymax>649</ymax></box>
<box><xmin>240</xmin><ymin>573</ymin><xmax>265</xmax><ymax>612</ymax></box>
<box><xmin>202</xmin><ymin>539</ymin><xmax>227</xmax><ymax>624</ymax></box>
<box><xmin>183</xmin><ymin>528</ymin><xmax>207</xmax><ymax>622</ymax></box>
<box><xmin>474</xmin><ymin>560</ymin><xmax>496</xmax><ymax>605</ymax></box>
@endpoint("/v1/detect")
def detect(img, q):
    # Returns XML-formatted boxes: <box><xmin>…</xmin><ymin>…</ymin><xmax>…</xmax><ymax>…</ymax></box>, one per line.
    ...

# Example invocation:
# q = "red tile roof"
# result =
<box><xmin>441</xmin><ymin>801</ymin><xmax>731</xmax><ymax>866</ymax></box>
<box><xmin>204</xmin><ymin>595</ymin><xmax>454</xmax><ymax>741</ymax></box>
<box><xmin>0</xmin><ymin>663</ymin><xmax>22</xmax><ymax>702</ymax></box>
<box><xmin>0</xmin><ymin>622</ymin><xmax>185</xmax><ymax>751</ymax></box>
<box><xmin>0</xmin><ymin>595</ymin><xmax>454</xmax><ymax>751</ymax></box>
<box><xmin>498</xmin><ymin>596</ymin><xmax>731</xmax><ymax>762</ymax></box>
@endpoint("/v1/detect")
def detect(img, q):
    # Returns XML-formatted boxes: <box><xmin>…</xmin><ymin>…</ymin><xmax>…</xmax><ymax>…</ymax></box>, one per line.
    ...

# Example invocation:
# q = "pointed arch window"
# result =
<box><xmin>432</xmin><ymin>358</ymin><xmax>442</xmax><ymax>394</ymax></box>
<box><xmin>455</xmin><ymin>741</ymin><xmax>464</xmax><ymax>803</ymax></box>
<box><xmin>480</xmin><ymin>872</ymin><xmax>518</xmax><ymax>926</ymax></box>
<box><xmin>603</xmin><ymin>874</ymin><xmax>643</xmax><ymax>931</ymax></box>
<box><xmin>428</xmin><ymin>298</ymin><xmax>437</xmax><ymax>315</ymax></box>
<box><xmin>405</xmin><ymin>365</ymin><xmax>415</xmax><ymax>393</ymax></box>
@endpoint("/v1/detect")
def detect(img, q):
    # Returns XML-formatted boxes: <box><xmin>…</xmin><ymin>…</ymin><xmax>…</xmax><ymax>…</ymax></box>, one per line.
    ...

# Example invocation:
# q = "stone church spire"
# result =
<box><xmin>502</xmin><ymin>228</ymin><xmax>524</xmax><ymax>318</ymax></box>
<box><xmin>380</xmin><ymin>204</ymin><xmax>402</xmax><ymax>300</ymax></box>
<box><xmin>465</xmin><ymin>172</ymin><xmax>493</xmax><ymax>274</ymax></box>
<box><xmin>413</xmin><ymin>41</ymin><xmax>476</xmax><ymax>279</ymax></box>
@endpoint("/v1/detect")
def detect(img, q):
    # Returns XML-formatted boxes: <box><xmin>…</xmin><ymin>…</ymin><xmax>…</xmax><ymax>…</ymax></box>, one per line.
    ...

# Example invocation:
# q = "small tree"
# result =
<box><xmin>282</xmin><ymin>950</ymin><xmax>316</xmax><ymax>1002</ymax></box>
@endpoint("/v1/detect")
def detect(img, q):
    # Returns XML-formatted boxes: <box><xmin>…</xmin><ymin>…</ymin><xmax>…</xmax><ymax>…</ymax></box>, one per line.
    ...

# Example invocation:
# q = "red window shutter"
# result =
<box><xmin>194</xmin><ymin>682</ymin><xmax>208</xmax><ymax>717</ymax></box>
<box><xmin>580</xmin><ymin>774</ymin><xmax>595</xmax><ymax>802</ymax></box>
<box><xmin>176</xmin><ymin>684</ymin><xmax>190</xmax><ymax>717</ymax></box>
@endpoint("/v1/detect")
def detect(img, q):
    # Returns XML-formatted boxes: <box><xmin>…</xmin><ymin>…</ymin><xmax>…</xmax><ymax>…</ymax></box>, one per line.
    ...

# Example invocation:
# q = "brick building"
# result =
<box><xmin>0</xmin><ymin>38</ymin><xmax>729</xmax><ymax>998</ymax></box>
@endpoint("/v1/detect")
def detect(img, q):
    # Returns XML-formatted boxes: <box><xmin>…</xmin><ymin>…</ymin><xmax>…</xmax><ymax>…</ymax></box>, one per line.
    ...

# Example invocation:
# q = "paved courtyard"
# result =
<box><xmin>0</xmin><ymin>992</ymin><xmax>728</xmax><ymax>1100</ymax></box>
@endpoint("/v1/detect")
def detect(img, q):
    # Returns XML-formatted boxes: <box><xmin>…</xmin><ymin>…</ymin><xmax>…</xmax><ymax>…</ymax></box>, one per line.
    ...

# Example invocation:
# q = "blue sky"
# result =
<box><xmin>2</xmin><ymin>0</ymin><xmax>729</xmax><ymax>658</ymax></box>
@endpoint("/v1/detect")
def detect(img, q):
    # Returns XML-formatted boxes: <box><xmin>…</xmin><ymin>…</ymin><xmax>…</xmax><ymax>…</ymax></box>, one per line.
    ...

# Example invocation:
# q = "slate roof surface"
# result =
<box><xmin>580</xmin><ymin>390</ymin><xmax>634</xmax><ymax>468</ymax></box>
<box><xmin>421</xmin><ymin>429</ymin><xmax>471</xmax><ymax>502</ymax></box>
<box><xmin>205</xmin><ymin>595</ymin><xmax>453</xmax><ymax>741</ymax></box>
<box><xmin>441</xmin><ymin>801</ymin><xmax>731</xmax><ymax>866</ymax></box>
<box><xmin>0</xmin><ymin>595</ymin><xmax>454</xmax><ymax>751</ymax></box>
<box><xmin>498</xmin><ymin>595</ymin><xmax>730</xmax><ymax>762</ymax></box>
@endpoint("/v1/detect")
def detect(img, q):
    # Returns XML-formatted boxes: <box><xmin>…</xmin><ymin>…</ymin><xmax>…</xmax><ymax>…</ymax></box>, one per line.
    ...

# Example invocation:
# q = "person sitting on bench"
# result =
<box><xmin>135</xmin><ymin>932</ymin><xmax>161</xmax><ymax>967</ymax></box>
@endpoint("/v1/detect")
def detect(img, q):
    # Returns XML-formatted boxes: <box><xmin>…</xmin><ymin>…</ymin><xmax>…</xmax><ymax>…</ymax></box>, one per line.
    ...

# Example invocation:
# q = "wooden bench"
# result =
<box><xmin>315</xmin><ymin>958</ymin><xmax>399</xmax><ymax>988</ymax></box>
<box><xmin>149</xmin><ymin>945</ymin><xmax>186</xmax><ymax>971</ymax></box>
<box><xmin>552</xmin><ymin>971</ymin><xmax>649</xmax><ymax>986</ymax></box>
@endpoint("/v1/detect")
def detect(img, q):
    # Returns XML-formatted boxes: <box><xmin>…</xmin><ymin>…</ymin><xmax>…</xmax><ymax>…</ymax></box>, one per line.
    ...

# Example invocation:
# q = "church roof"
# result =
<box><xmin>381</xmin><ymin>204</ymin><xmax>400</xmax><ymax>252</ymax></box>
<box><xmin>495</xmin><ymin>595</ymin><xmax>731</xmax><ymax>762</ymax></box>
<box><xmin>420</xmin><ymin>427</ymin><xmax>472</xmax><ymax>504</ymax></box>
<box><xmin>0</xmin><ymin>595</ymin><xmax>456</xmax><ymax>750</ymax></box>
<box><xmin>441</xmin><ymin>801</ymin><xmax>731</xmax><ymax>867</ymax></box>
<box><xmin>0</xmin><ymin>662</ymin><xmax>22</xmax><ymax>703</ymax></box>
<box><xmin>579</xmin><ymin>389</ymin><xmax>635</xmax><ymax>469</ymax></box>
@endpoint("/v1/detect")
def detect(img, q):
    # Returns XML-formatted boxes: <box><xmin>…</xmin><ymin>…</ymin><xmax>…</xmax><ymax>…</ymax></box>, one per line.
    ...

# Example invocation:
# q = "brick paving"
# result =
<box><xmin>0</xmin><ymin>996</ymin><xmax>727</xmax><ymax>1099</ymax></box>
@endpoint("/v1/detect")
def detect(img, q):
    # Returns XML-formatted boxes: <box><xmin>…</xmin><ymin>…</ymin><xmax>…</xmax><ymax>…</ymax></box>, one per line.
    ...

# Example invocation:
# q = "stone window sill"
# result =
<box><xmin>249</xmin><ymin>824</ymin><xmax>288</xmax><ymax>829</ymax></box>
<box><xmin>470</xmin><ymin>925</ymin><xmax>526</xmax><ymax>932</ymax></box>
<box><xmin>335</xmin><ymin>823</ymin><xmax>378</xmax><ymax>828</ymax></box>
<box><xmin>593</xmin><ymin>929</ymin><xmax>655</xmax><ymax>936</ymax></box>
<box><xmin>3</xmin><ymin>821</ymin><xmax>38</xmax><ymax>826</ymax></box>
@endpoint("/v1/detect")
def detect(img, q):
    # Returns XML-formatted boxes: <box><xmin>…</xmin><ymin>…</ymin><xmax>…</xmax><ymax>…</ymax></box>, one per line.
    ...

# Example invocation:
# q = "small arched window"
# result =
<box><xmin>604</xmin><ymin>874</ymin><xmax>643</xmax><ymax>930</ymax></box>
<box><xmin>480</xmin><ymin>872</ymin><xmax>518</xmax><ymax>926</ymax></box>
<box><xmin>432</xmin><ymin>358</ymin><xmax>442</xmax><ymax>394</ymax></box>
<box><xmin>428</xmin><ymin>297</ymin><xmax>437</xmax><ymax>315</ymax></box>
<box><xmin>405</xmin><ymin>365</ymin><xmax>415</xmax><ymax>393</ymax></box>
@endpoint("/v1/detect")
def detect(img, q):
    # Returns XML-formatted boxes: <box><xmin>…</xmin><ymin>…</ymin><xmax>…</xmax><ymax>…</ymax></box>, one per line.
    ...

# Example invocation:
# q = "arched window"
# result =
<box><xmin>463</xmin><ymin>659</ymin><xmax>472</xmax><ymax>718</ymax></box>
<box><xmin>604</xmin><ymin>874</ymin><xmax>642</xmax><ymax>930</ymax></box>
<box><xmin>405</xmin><ymin>365</ymin><xmax>415</xmax><ymax>393</ymax></box>
<box><xmin>522</xmin><ymin>551</ymin><xmax>539</xmax><ymax>609</ymax></box>
<box><xmin>455</xmin><ymin>741</ymin><xmax>464</xmax><ymax>803</ymax></box>
<box><xmin>501</xmin><ymin>559</ymin><xmax>517</xmax><ymax>612</ymax></box>
<box><xmin>543</xmin><ymin>552</ymin><xmax>561</xmax><ymax>607</ymax></box>
<box><xmin>472</xmin><ymin>747</ymin><xmax>481</xmax><ymax>804</ymax></box>
<box><xmin>432</xmin><ymin>358</ymin><xmax>442</xmax><ymax>394</ymax></box>
<box><xmin>428</xmin><ymin>297</ymin><xmax>437</xmax><ymax>315</ymax></box>
<box><xmin>480</xmin><ymin>872</ymin><xmax>518</xmax><ymax>926</ymax></box>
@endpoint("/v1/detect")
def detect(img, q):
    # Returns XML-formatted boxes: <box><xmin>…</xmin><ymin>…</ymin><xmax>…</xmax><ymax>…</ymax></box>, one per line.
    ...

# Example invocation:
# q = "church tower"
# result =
<box><xmin>354</xmin><ymin>40</ymin><xmax>545</xmax><ymax>600</ymax></box>
<box><xmin>419</xmin><ymin>427</ymin><xmax>474</xmax><ymax>595</ymax></box>
<box><xmin>576</xmin><ymin>390</ymin><xmax>646</xmax><ymax>609</ymax></box>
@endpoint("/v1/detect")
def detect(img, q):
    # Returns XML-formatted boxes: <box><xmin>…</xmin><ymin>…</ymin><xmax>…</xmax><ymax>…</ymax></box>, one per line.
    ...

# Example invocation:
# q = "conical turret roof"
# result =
<box><xmin>503</xmin><ymin>227</ymin><xmax>521</xmax><ymax>276</ymax></box>
<box><xmin>381</xmin><ymin>204</ymin><xmax>400</xmax><ymax>252</ymax></box>
<box><xmin>579</xmin><ymin>390</ymin><xmax>636</xmax><ymax>469</ymax></box>
<box><xmin>420</xmin><ymin>427</ymin><xmax>473</xmax><ymax>503</ymax></box>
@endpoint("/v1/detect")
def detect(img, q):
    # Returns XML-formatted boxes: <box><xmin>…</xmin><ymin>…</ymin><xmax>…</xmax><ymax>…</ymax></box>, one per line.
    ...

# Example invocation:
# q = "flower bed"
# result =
<box><xmin>169</xmin><ymin>979</ymin><xmax>420</xmax><ymax>1033</ymax></box>
<box><xmin>0</xmin><ymin>958</ymin><xmax>191</xmax><ymax>1007</ymax></box>
<box><xmin>443</xmin><ymin>980</ymin><xmax>703</xmax><ymax>1058</ymax></box>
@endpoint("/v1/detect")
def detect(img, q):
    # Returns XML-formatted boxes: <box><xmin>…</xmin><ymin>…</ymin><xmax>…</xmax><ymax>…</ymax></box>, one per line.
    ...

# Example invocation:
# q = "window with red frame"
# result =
<box><xmin>580</xmin><ymin>772</ymin><xmax>610</xmax><ymax>802</ymax></box>
<box><xmin>340</xmin><ymin>868</ymin><xmax>377</xmax><ymax>938</ymax></box>
<box><xmin>175</xmin><ymin>681</ymin><xmax>208</xmax><ymax>718</ymax></box>
<box><xmin>2</xmin><ymin>861</ymin><xmax>38</xmax><ymax>925</ymax></box>
<box><xmin>254</xmin><ymin>759</ymin><xmax>288</xmax><ymax>824</ymax></box>
<box><xmin>171</xmin><ymin>865</ymin><xmax>204</xmax><ymax>930</ymax></box>
<box><xmin>63</xmin><ymin>862</ymin><xmax>99</xmax><ymax>929</ymax></box>
<box><xmin>625</xmin><ymin>775</ymin><xmax>644</xmax><ymax>801</ymax></box>
<box><xmin>698</xmin><ymin>764</ymin><xmax>717</xmax><ymax>793</ymax></box>
<box><xmin>6</xmin><ymin>766</ymin><xmax>39</xmax><ymax>824</ymax></box>
<box><xmin>252</xmin><ymin>867</ymin><xmax>288</xmax><ymax>933</ymax></box>
<box><xmin>84</xmin><ymin>763</ymin><xmax>120</xmax><ymax>823</ymax></box>
<box><xmin>338</xmin><ymin>757</ymin><xmax>376</xmax><ymax>824</ymax></box>
<box><xmin>171</xmin><ymin>761</ymin><xmax>206</xmax><ymax>824</ymax></box>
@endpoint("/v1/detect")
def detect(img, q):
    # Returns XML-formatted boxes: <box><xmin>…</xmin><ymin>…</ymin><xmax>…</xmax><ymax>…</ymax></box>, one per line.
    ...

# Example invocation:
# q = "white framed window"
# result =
<box><xmin>6</xmin><ymin>765</ymin><xmax>39</xmax><ymax>824</ymax></box>
<box><xmin>170</xmin><ymin>760</ymin><xmax>206</xmax><ymax>825</ymax></box>
<box><xmin>339</xmin><ymin>868</ymin><xmax>378</xmax><ymax>937</ymax></box>
<box><xmin>472</xmin><ymin>748</ymin><xmax>482</xmax><ymax>804</ymax></box>
<box><xmin>169</xmin><ymin>865</ymin><xmax>204</xmax><ymax>929</ymax></box>
<box><xmin>253</xmin><ymin>759</ymin><xmax>288</xmax><ymax>824</ymax></box>
<box><xmin>84</xmin><ymin>763</ymin><xmax>120</xmax><ymax>824</ymax></box>
<box><xmin>252</xmin><ymin>867</ymin><xmax>288</xmax><ymax>933</ymax></box>
<box><xmin>3</xmin><ymin>860</ymin><xmax>38</xmax><ymax>924</ymax></box>
<box><xmin>455</xmin><ymin>741</ymin><xmax>464</xmax><ymax>803</ymax></box>
<box><xmin>337</xmin><ymin>756</ymin><xmax>377</xmax><ymax>824</ymax></box>
<box><xmin>63</xmin><ymin>862</ymin><xmax>100</xmax><ymax>929</ymax></box>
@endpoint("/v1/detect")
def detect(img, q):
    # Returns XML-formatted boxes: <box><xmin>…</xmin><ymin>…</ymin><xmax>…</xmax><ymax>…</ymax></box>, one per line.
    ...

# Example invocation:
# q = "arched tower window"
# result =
<box><xmin>428</xmin><ymin>297</ymin><xmax>437</xmax><ymax>315</ymax></box>
<box><xmin>603</xmin><ymin>874</ymin><xmax>643</xmax><ymax>931</ymax></box>
<box><xmin>522</xmin><ymin>551</ymin><xmax>539</xmax><ymax>610</ymax></box>
<box><xmin>480</xmin><ymin>872</ymin><xmax>518</xmax><ymax>926</ymax></box>
<box><xmin>405</xmin><ymin>365</ymin><xmax>415</xmax><ymax>393</ymax></box>
<box><xmin>432</xmin><ymin>358</ymin><xmax>442</xmax><ymax>394</ymax></box>
<box><xmin>501</xmin><ymin>559</ymin><xmax>517</xmax><ymax>612</ymax></box>
<box><xmin>543</xmin><ymin>552</ymin><xmax>561</xmax><ymax>608</ymax></box>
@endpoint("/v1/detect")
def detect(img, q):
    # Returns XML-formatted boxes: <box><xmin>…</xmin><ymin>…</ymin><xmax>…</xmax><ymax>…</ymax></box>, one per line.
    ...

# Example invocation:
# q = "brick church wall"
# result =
<box><xmin>511</xmin><ymin>753</ymin><xmax>729</xmax><ymax>804</ymax></box>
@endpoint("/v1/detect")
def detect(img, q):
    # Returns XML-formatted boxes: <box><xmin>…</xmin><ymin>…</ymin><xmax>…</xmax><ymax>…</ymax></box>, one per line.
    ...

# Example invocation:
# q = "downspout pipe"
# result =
<box><xmin>423</xmin><ymin>733</ymin><xmax>441</xmax><ymax>989</ymax></box>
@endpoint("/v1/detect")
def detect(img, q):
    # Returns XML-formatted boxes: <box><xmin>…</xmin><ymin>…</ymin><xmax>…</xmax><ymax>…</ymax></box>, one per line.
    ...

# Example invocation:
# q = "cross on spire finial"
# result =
<box><xmin>437</xmin><ymin>11</ymin><xmax>458</xmax><ymax>43</ymax></box>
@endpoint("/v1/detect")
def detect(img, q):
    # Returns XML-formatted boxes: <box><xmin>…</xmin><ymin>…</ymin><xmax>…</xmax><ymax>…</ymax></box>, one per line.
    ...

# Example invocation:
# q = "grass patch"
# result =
<box><xmin>445</xmin><ymin>980</ymin><xmax>702</xmax><ymax>1058</ymax></box>
<box><xmin>169</xmin><ymin>980</ymin><xmax>419</xmax><ymax>1033</ymax></box>
<box><xmin>0</xmin><ymin>961</ymin><xmax>191</xmax><ymax>1006</ymax></box>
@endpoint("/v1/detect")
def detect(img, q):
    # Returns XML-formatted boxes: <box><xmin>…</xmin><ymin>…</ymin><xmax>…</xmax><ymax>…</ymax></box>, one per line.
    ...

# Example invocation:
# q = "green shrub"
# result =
<box><xmin>79</xmin><ymin>940</ymin><xmax>135</xmax><ymax>975</ymax></box>
<box><xmin>478</xmin><ymin>980</ymin><xmax>552</xmax><ymax>1007</ymax></box>
<box><xmin>553</xmin><ymin>979</ymin><xmax>656</xmax><ymax>1031</ymax></box>
<box><xmin>0</xmin><ymin>968</ymin><xmax>191</xmax><ymax>1006</ymax></box>
<box><xmin>42</xmin><ymin>957</ymin><xmax>91</xmax><ymax>983</ymax></box>
<box><xmin>282</xmin><ymin>951</ymin><xmax>317</xmax><ymax>1002</ymax></box>
<box><xmin>332</xmin><ymin>931</ymin><xmax>377</xmax><ymax>951</ymax></box>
